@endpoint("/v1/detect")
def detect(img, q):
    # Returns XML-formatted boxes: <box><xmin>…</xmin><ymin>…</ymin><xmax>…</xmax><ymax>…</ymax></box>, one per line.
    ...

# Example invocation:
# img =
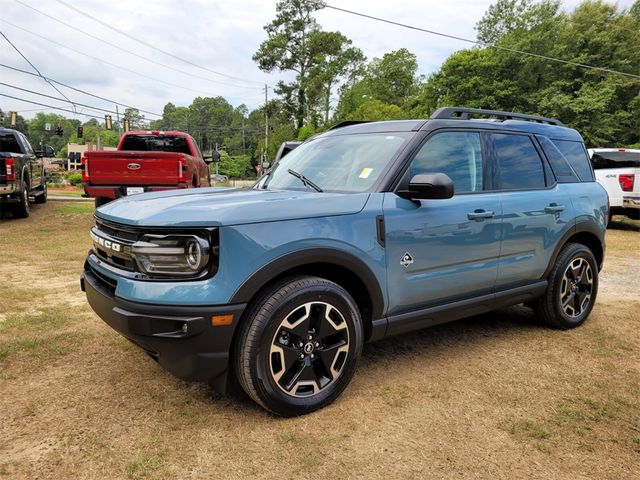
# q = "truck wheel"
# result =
<box><xmin>12</xmin><ymin>178</ymin><xmax>30</xmax><ymax>218</ymax></box>
<box><xmin>536</xmin><ymin>243</ymin><xmax>598</xmax><ymax>329</ymax></box>
<box><xmin>235</xmin><ymin>276</ymin><xmax>363</xmax><ymax>416</ymax></box>
<box><xmin>34</xmin><ymin>182</ymin><xmax>47</xmax><ymax>204</ymax></box>
<box><xmin>94</xmin><ymin>197</ymin><xmax>110</xmax><ymax>208</ymax></box>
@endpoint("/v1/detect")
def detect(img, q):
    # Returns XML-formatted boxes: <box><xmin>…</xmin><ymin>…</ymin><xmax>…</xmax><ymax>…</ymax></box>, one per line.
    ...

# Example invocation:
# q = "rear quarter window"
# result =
<box><xmin>552</xmin><ymin>140</ymin><xmax>593</xmax><ymax>181</ymax></box>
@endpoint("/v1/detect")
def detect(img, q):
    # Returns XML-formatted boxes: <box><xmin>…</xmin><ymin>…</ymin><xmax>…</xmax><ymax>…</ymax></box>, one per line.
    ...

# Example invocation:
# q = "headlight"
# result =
<box><xmin>131</xmin><ymin>234</ymin><xmax>210</xmax><ymax>277</ymax></box>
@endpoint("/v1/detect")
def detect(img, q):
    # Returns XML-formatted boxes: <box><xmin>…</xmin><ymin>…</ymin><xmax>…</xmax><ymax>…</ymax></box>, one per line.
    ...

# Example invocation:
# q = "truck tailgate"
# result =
<box><xmin>86</xmin><ymin>151</ymin><xmax>182</xmax><ymax>185</ymax></box>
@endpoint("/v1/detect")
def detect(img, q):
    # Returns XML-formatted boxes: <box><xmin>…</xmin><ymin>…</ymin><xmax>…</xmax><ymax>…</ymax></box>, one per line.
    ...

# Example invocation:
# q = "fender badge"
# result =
<box><xmin>400</xmin><ymin>252</ymin><xmax>414</xmax><ymax>268</ymax></box>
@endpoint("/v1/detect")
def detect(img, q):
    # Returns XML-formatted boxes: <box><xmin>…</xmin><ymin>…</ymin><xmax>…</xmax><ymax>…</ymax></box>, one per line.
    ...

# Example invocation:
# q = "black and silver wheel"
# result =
<box><xmin>12</xmin><ymin>178</ymin><xmax>30</xmax><ymax>218</ymax></box>
<box><xmin>536</xmin><ymin>243</ymin><xmax>598</xmax><ymax>329</ymax></box>
<box><xmin>235</xmin><ymin>276</ymin><xmax>363</xmax><ymax>416</ymax></box>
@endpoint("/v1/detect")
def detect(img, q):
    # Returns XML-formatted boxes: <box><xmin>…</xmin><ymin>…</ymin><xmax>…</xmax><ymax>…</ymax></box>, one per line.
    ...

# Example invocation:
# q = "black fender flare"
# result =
<box><xmin>229</xmin><ymin>247</ymin><xmax>385</xmax><ymax>320</ymax></box>
<box><xmin>542</xmin><ymin>220</ymin><xmax>605</xmax><ymax>278</ymax></box>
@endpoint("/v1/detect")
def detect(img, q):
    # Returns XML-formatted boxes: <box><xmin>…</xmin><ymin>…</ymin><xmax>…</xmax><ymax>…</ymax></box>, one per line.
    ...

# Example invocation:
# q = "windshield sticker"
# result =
<box><xmin>359</xmin><ymin>168</ymin><xmax>373</xmax><ymax>179</ymax></box>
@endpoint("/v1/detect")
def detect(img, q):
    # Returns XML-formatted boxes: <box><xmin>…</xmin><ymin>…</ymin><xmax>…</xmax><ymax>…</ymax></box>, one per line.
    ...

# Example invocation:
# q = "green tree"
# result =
<box><xmin>124</xmin><ymin>107</ymin><xmax>146</xmax><ymax>130</ymax></box>
<box><xmin>253</xmin><ymin>0</ymin><xmax>326</xmax><ymax>127</ymax></box>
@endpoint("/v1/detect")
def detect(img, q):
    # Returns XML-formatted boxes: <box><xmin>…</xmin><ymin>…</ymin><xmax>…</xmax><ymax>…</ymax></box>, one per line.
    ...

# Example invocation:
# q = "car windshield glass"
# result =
<box><xmin>120</xmin><ymin>135</ymin><xmax>191</xmax><ymax>155</ymax></box>
<box><xmin>259</xmin><ymin>133</ymin><xmax>411</xmax><ymax>193</ymax></box>
<box><xmin>590</xmin><ymin>151</ymin><xmax>640</xmax><ymax>169</ymax></box>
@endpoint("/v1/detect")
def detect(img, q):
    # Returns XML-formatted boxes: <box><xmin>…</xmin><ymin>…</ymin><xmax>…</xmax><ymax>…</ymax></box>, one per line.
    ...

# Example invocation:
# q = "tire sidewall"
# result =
<box><xmin>251</xmin><ymin>280</ymin><xmax>363</xmax><ymax>415</ymax></box>
<box><xmin>552</xmin><ymin>245</ymin><xmax>598</xmax><ymax>327</ymax></box>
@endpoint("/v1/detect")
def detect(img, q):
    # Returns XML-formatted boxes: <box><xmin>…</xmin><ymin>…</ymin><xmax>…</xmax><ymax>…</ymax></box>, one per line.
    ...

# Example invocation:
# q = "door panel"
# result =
<box><xmin>496</xmin><ymin>187</ymin><xmax>574</xmax><ymax>287</ymax></box>
<box><xmin>383</xmin><ymin>192</ymin><xmax>502</xmax><ymax>316</ymax></box>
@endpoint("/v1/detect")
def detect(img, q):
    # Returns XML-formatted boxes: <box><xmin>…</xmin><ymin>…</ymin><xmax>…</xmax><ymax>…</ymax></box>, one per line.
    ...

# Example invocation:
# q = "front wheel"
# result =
<box><xmin>234</xmin><ymin>276</ymin><xmax>363</xmax><ymax>416</ymax></box>
<box><xmin>536</xmin><ymin>243</ymin><xmax>598</xmax><ymax>329</ymax></box>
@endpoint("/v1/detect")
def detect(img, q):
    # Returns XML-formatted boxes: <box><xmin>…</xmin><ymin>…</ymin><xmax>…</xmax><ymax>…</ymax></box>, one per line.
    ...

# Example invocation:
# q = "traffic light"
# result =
<box><xmin>105</xmin><ymin>115</ymin><xmax>113</xmax><ymax>130</ymax></box>
<box><xmin>77</xmin><ymin>126</ymin><xmax>83</xmax><ymax>138</ymax></box>
<box><xmin>123</xmin><ymin>118</ymin><xmax>130</xmax><ymax>132</ymax></box>
<box><xmin>55</xmin><ymin>123</ymin><xmax>64</xmax><ymax>136</ymax></box>
<box><xmin>10</xmin><ymin>111</ymin><xmax>17</xmax><ymax>126</ymax></box>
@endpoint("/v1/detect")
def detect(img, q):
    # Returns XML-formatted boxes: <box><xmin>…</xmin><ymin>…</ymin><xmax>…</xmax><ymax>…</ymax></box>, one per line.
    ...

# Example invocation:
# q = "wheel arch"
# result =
<box><xmin>229</xmin><ymin>248</ymin><xmax>385</xmax><ymax>341</ymax></box>
<box><xmin>543</xmin><ymin>222</ymin><xmax>604</xmax><ymax>278</ymax></box>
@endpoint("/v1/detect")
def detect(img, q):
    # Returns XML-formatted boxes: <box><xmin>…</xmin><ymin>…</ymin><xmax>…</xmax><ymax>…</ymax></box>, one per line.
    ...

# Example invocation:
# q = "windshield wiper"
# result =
<box><xmin>287</xmin><ymin>169</ymin><xmax>323</xmax><ymax>193</ymax></box>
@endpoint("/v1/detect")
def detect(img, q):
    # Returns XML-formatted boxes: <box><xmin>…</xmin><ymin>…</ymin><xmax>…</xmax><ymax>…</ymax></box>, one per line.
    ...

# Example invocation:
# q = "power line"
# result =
<box><xmin>0</xmin><ymin>82</ymin><xmax>121</xmax><ymax>116</ymax></box>
<box><xmin>0</xmin><ymin>30</ymin><xmax>77</xmax><ymax>110</ymax></box>
<box><xmin>13</xmin><ymin>0</ymin><xmax>264</xmax><ymax>92</ymax></box>
<box><xmin>0</xmin><ymin>63</ymin><xmax>161</xmax><ymax>117</ymax></box>
<box><xmin>0</xmin><ymin>20</ymin><xmax>259</xmax><ymax>101</ymax></box>
<box><xmin>1</xmin><ymin>94</ymin><xmax>104</xmax><ymax>119</ymax></box>
<box><xmin>53</xmin><ymin>0</ymin><xmax>267</xmax><ymax>87</ymax></box>
<box><xmin>324</xmin><ymin>4</ymin><xmax>640</xmax><ymax>80</ymax></box>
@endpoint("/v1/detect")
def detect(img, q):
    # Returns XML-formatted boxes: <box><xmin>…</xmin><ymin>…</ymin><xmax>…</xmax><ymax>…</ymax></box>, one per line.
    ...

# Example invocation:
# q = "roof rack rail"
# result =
<box><xmin>329</xmin><ymin>120</ymin><xmax>371</xmax><ymax>130</ymax></box>
<box><xmin>431</xmin><ymin>107</ymin><xmax>564</xmax><ymax>126</ymax></box>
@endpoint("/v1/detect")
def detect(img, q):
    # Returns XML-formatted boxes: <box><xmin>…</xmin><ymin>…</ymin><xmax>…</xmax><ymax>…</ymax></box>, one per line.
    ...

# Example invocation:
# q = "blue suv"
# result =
<box><xmin>81</xmin><ymin>107</ymin><xmax>608</xmax><ymax>416</ymax></box>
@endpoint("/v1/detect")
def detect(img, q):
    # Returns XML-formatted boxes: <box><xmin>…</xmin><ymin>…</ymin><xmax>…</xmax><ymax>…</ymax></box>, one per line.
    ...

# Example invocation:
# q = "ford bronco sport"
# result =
<box><xmin>81</xmin><ymin>107</ymin><xmax>607</xmax><ymax>416</ymax></box>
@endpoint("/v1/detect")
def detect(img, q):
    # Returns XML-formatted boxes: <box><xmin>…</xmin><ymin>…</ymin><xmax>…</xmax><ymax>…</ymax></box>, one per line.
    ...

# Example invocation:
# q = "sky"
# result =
<box><xmin>0</xmin><ymin>0</ymin><xmax>635</xmax><ymax>123</ymax></box>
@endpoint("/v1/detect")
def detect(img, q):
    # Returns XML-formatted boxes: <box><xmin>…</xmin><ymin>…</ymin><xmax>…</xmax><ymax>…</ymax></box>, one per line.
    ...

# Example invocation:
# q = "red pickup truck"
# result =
<box><xmin>82</xmin><ymin>131</ymin><xmax>211</xmax><ymax>207</ymax></box>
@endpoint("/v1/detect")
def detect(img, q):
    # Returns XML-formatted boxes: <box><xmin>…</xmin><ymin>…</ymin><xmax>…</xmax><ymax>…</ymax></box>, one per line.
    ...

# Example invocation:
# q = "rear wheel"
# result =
<box><xmin>536</xmin><ymin>243</ymin><xmax>598</xmax><ymax>329</ymax></box>
<box><xmin>627</xmin><ymin>209</ymin><xmax>640</xmax><ymax>220</ymax></box>
<box><xmin>12</xmin><ymin>178</ymin><xmax>30</xmax><ymax>218</ymax></box>
<box><xmin>235</xmin><ymin>276</ymin><xmax>363</xmax><ymax>416</ymax></box>
<box><xmin>94</xmin><ymin>197</ymin><xmax>110</xmax><ymax>208</ymax></box>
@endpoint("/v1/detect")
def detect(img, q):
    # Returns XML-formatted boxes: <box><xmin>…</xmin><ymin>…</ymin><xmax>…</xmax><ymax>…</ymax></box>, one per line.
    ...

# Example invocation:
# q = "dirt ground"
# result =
<box><xmin>0</xmin><ymin>201</ymin><xmax>638</xmax><ymax>480</ymax></box>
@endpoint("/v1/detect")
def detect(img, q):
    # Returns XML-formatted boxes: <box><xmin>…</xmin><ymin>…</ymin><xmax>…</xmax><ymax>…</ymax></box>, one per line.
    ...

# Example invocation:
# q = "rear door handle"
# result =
<box><xmin>545</xmin><ymin>203</ymin><xmax>565</xmax><ymax>213</ymax></box>
<box><xmin>467</xmin><ymin>209</ymin><xmax>495</xmax><ymax>220</ymax></box>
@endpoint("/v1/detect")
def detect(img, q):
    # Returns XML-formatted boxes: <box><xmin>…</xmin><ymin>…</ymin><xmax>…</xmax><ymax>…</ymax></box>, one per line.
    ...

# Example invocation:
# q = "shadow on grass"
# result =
<box><xmin>607</xmin><ymin>216</ymin><xmax>640</xmax><ymax>232</ymax></box>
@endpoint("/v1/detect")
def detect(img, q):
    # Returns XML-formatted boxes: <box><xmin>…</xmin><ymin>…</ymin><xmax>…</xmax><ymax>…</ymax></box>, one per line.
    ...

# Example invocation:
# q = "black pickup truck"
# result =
<box><xmin>0</xmin><ymin>128</ymin><xmax>52</xmax><ymax>218</ymax></box>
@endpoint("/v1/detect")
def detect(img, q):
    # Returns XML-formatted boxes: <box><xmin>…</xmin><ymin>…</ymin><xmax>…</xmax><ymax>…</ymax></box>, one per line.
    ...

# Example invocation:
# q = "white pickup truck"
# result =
<box><xmin>589</xmin><ymin>148</ymin><xmax>640</xmax><ymax>221</ymax></box>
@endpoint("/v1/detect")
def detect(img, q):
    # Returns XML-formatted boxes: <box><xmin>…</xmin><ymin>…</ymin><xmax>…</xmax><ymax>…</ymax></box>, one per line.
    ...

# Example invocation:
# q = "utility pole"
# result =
<box><xmin>115</xmin><ymin>105</ymin><xmax>122</xmax><ymax>137</ymax></box>
<box><xmin>264</xmin><ymin>83</ymin><xmax>268</xmax><ymax>162</ymax></box>
<box><xmin>242</xmin><ymin>117</ymin><xmax>246</xmax><ymax>154</ymax></box>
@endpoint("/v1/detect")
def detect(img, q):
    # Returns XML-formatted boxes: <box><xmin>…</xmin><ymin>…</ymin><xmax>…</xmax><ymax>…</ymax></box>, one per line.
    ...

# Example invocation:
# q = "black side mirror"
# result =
<box><xmin>36</xmin><ymin>145</ymin><xmax>55</xmax><ymax>158</ymax></box>
<box><xmin>399</xmin><ymin>173</ymin><xmax>454</xmax><ymax>200</ymax></box>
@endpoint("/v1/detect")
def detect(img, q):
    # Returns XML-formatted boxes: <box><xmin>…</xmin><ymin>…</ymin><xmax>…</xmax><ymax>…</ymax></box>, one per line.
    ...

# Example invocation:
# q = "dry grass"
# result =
<box><xmin>0</xmin><ymin>205</ymin><xmax>638</xmax><ymax>479</ymax></box>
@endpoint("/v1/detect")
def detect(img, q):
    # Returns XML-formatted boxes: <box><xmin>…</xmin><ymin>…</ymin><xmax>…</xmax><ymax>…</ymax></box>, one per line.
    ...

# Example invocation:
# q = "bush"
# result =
<box><xmin>66</xmin><ymin>172</ymin><xmax>82</xmax><ymax>186</ymax></box>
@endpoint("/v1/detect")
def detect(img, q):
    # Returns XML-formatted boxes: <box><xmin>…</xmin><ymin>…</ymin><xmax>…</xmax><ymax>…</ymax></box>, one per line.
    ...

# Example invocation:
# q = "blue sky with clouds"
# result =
<box><xmin>0</xmin><ymin>0</ymin><xmax>635</xmax><ymax>121</ymax></box>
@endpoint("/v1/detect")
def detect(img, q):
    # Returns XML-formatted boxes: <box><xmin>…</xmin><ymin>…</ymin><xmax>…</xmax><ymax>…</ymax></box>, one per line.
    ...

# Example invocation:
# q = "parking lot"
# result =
<box><xmin>1</xmin><ymin>201</ymin><xmax>638</xmax><ymax>479</ymax></box>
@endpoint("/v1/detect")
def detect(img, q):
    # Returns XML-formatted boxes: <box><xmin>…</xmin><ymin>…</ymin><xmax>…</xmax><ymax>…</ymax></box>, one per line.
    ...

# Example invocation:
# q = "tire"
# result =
<box><xmin>536</xmin><ymin>243</ymin><xmax>598</xmax><ymax>329</ymax></box>
<box><xmin>94</xmin><ymin>197</ymin><xmax>110</xmax><ymax>208</ymax></box>
<box><xmin>234</xmin><ymin>276</ymin><xmax>364</xmax><ymax>416</ymax></box>
<box><xmin>34</xmin><ymin>182</ymin><xmax>47</xmax><ymax>204</ymax></box>
<box><xmin>12</xmin><ymin>178</ymin><xmax>30</xmax><ymax>218</ymax></box>
<box><xmin>627</xmin><ymin>209</ymin><xmax>640</xmax><ymax>221</ymax></box>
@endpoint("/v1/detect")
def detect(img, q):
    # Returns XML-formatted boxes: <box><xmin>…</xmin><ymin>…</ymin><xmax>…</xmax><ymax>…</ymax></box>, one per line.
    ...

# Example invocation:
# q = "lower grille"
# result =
<box><xmin>90</xmin><ymin>266</ymin><xmax>117</xmax><ymax>295</ymax></box>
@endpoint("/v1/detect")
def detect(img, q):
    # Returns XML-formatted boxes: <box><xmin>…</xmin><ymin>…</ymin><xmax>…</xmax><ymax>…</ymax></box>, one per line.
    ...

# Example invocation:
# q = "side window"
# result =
<box><xmin>492</xmin><ymin>133</ymin><xmax>545</xmax><ymax>190</ymax></box>
<box><xmin>19</xmin><ymin>134</ymin><xmax>34</xmax><ymax>155</ymax></box>
<box><xmin>410</xmin><ymin>131</ymin><xmax>483</xmax><ymax>193</ymax></box>
<box><xmin>552</xmin><ymin>140</ymin><xmax>593</xmax><ymax>181</ymax></box>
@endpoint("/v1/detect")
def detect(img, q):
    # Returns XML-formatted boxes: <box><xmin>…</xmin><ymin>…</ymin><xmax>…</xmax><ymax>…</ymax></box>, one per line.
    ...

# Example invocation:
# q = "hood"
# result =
<box><xmin>95</xmin><ymin>187</ymin><xmax>370</xmax><ymax>227</ymax></box>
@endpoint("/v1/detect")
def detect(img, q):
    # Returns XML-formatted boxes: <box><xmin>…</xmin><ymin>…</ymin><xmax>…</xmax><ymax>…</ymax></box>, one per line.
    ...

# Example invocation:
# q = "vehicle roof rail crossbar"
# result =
<box><xmin>430</xmin><ymin>107</ymin><xmax>564</xmax><ymax>126</ymax></box>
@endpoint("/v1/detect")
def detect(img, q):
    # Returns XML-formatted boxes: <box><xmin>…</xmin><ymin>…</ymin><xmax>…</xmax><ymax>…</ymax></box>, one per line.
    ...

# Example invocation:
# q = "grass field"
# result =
<box><xmin>0</xmin><ymin>202</ymin><xmax>638</xmax><ymax>479</ymax></box>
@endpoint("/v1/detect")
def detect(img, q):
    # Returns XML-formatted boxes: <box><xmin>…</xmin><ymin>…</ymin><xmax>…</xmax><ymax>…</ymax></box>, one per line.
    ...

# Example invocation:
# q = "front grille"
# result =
<box><xmin>92</xmin><ymin>218</ymin><xmax>139</xmax><ymax>271</ymax></box>
<box><xmin>90</xmin><ymin>265</ymin><xmax>117</xmax><ymax>295</ymax></box>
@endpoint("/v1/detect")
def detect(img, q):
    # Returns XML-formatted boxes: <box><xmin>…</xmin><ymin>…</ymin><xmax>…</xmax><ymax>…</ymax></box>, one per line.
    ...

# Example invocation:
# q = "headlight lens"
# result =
<box><xmin>131</xmin><ymin>234</ymin><xmax>210</xmax><ymax>276</ymax></box>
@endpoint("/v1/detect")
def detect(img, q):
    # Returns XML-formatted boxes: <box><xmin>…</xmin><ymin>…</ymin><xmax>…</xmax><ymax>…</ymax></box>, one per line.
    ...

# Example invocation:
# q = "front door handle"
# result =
<box><xmin>467</xmin><ymin>209</ymin><xmax>495</xmax><ymax>220</ymax></box>
<box><xmin>545</xmin><ymin>203</ymin><xmax>565</xmax><ymax>213</ymax></box>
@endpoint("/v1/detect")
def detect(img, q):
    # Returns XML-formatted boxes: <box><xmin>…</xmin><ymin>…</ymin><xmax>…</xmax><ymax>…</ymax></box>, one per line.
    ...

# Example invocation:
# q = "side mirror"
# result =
<box><xmin>36</xmin><ymin>145</ymin><xmax>55</xmax><ymax>158</ymax></box>
<box><xmin>399</xmin><ymin>173</ymin><xmax>454</xmax><ymax>200</ymax></box>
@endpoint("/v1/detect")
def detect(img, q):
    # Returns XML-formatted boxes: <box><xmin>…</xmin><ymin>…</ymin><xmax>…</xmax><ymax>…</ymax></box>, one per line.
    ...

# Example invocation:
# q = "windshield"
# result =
<box><xmin>120</xmin><ymin>134</ymin><xmax>191</xmax><ymax>155</ymax></box>
<box><xmin>258</xmin><ymin>133</ymin><xmax>411</xmax><ymax>193</ymax></box>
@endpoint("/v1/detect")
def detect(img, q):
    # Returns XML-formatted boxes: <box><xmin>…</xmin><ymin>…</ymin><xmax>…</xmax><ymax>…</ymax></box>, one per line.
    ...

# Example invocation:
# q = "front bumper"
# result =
<box><xmin>81</xmin><ymin>267</ymin><xmax>245</xmax><ymax>391</ymax></box>
<box><xmin>622</xmin><ymin>195</ymin><xmax>640</xmax><ymax>210</ymax></box>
